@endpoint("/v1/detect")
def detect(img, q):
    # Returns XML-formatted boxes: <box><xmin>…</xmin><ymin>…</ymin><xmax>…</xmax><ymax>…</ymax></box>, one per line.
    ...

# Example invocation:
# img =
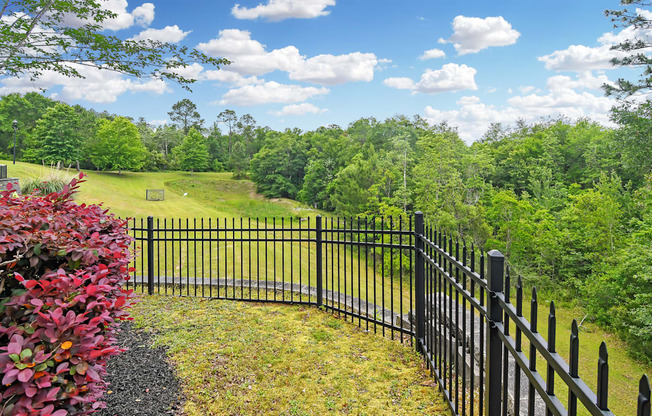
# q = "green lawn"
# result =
<box><xmin>4</xmin><ymin>160</ymin><xmax>651</xmax><ymax>415</ymax></box>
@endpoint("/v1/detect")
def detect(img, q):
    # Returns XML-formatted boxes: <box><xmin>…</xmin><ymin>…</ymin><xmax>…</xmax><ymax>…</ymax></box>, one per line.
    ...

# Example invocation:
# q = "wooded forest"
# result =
<box><xmin>1</xmin><ymin>92</ymin><xmax>651</xmax><ymax>363</ymax></box>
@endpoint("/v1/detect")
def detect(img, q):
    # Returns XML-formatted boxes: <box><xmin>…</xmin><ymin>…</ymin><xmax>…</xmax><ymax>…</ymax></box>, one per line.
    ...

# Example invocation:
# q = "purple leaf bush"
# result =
<box><xmin>0</xmin><ymin>174</ymin><xmax>135</xmax><ymax>415</ymax></box>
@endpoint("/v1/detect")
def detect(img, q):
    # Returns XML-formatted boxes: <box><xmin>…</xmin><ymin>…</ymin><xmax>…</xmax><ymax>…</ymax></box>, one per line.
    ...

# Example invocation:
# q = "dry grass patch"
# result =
<box><xmin>130</xmin><ymin>295</ymin><xmax>450</xmax><ymax>416</ymax></box>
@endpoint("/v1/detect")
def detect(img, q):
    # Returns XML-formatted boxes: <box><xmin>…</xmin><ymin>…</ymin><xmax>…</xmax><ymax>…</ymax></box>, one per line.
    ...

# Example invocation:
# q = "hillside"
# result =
<box><xmin>1</xmin><ymin>161</ymin><xmax>322</xmax><ymax>219</ymax></box>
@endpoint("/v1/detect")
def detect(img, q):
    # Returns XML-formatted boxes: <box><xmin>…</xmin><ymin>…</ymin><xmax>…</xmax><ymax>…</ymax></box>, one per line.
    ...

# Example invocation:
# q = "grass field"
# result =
<box><xmin>4</xmin><ymin>161</ymin><xmax>651</xmax><ymax>415</ymax></box>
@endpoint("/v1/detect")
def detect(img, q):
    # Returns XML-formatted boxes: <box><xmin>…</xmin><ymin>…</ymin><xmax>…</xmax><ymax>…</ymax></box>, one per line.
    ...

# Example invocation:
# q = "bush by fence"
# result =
<box><xmin>0</xmin><ymin>176</ymin><xmax>134</xmax><ymax>415</ymax></box>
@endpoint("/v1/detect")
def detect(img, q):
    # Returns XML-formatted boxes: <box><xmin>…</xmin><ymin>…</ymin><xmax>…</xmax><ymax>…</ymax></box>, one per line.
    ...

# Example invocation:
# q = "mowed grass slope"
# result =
<box><xmin>2</xmin><ymin>161</ymin><xmax>319</xmax><ymax>219</ymax></box>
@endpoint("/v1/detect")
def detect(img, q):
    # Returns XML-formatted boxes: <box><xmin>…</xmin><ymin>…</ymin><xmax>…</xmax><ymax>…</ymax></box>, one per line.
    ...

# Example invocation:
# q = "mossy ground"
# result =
<box><xmin>130</xmin><ymin>295</ymin><xmax>450</xmax><ymax>416</ymax></box>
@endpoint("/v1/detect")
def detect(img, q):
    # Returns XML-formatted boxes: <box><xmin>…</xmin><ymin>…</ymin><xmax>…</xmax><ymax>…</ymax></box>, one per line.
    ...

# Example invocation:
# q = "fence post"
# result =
<box><xmin>316</xmin><ymin>215</ymin><xmax>323</xmax><ymax>307</ymax></box>
<box><xmin>147</xmin><ymin>216</ymin><xmax>154</xmax><ymax>296</ymax></box>
<box><xmin>414</xmin><ymin>212</ymin><xmax>425</xmax><ymax>352</ymax></box>
<box><xmin>486</xmin><ymin>250</ymin><xmax>505</xmax><ymax>416</ymax></box>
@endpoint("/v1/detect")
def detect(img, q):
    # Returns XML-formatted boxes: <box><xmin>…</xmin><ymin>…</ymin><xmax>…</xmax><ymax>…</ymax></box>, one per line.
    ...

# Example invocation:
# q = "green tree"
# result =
<box><xmin>0</xmin><ymin>0</ymin><xmax>228</xmax><ymax>88</ymax></box>
<box><xmin>217</xmin><ymin>109</ymin><xmax>237</xmax><ymax>155</ymax></box>
<box><xmin>0</xmin><ymin>92</ymin><xmax>56</xmax><ymax>159</ymax></box>
<box><xmin>168</xmin><ymin>99</ymin><xmax>204</xmax><ymax>134</ymax></box>
<box><xmin>32</xmin><ymin>103</ymin><xmax>82</xmax><ymax>166</ymax></box>
<box><xmin>249</xmin><ymin>129</ymin><xmax>309</xmax><ymax>199</ymax></box>
<box><xmin>604</xmin><ymin>0</ymin><xmax>652</xmax><ymax>96</ymax></box>
<box><xmin>87</xmin><ymin>116</ymin><xmax>146</xmax><ymax>174</ymax></box>
<box><xmin>228</xmin><ymin>141</ymin><xmax>249</xmax><ymax>179</ymax></box>
<box><xmin>173</xmin><ymin>128</ymin><xmax>209</xmax><ymax>175</ymax></box>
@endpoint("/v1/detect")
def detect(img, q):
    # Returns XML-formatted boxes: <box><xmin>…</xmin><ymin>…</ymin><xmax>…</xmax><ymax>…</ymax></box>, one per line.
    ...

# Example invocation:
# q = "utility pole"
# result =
<box><xmin>12</xmin><ymin>120</ymin><xmax>17</xmax><ymax>164</ymax></box>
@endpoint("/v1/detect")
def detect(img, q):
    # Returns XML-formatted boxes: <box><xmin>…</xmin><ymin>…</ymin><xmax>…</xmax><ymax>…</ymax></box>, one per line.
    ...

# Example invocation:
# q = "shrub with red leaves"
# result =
<box><xmin>0</xmin><ymin>174</ymin><xmax>135</xmax><ymax>415</ymax></box>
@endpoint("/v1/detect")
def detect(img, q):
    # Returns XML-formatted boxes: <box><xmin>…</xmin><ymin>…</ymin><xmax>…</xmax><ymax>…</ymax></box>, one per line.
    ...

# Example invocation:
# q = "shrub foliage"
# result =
<box><xmin>0</xmin><ymin>175</ymin><xmax>134</xmax><ymax>415</ymax></box>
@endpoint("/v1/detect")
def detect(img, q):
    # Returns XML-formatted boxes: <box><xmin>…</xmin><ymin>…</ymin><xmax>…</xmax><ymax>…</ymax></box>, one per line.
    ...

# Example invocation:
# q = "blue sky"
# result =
<box><xmin>2</xmin><ymin>0</ymin><xmax>644</xmax><ymax>142</ymax></box>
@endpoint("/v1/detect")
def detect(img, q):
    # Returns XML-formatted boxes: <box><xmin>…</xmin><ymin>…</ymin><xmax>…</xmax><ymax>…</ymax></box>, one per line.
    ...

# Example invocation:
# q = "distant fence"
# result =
<box><xmin>127</xmin><ymin>213</ymin><xmax>651</xmax><ymax>416</ymax></box>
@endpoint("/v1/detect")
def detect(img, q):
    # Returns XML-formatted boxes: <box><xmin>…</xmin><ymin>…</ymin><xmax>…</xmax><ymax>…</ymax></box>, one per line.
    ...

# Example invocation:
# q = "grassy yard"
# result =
<box><xmin>5</xmin><ymin>161</ymin><xmax>651</xmax><ymax>414</ymax></box>
<box><xmin>130</xmin><ymin>295</ymin><xmax>450</xmax><ymax>416</ymax></box>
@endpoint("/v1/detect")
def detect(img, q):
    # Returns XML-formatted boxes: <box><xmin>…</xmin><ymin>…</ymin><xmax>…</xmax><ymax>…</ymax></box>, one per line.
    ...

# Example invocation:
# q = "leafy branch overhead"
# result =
<box><xmin>604</xmin><ymin>0</ymin><xmax>652</xmax><ymax>97</ymax></box>
<box><xmin>0</xmin><ymin>0</ymin><xmax>229</xmax><ymax>88</ymax></box>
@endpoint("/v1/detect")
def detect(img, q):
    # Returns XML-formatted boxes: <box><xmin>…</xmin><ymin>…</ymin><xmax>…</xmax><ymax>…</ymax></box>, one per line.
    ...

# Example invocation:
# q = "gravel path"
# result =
<box><xmin>96</xmin><ymin>322</ymin><xmax>185</xmax><ymax>416</ymax></box>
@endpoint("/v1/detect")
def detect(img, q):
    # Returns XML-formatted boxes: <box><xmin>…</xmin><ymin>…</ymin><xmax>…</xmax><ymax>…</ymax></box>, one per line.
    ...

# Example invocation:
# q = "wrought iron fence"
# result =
<box><xmin>126</xmin><ymin>213</ymin><xmax>650</xmax><ymax>416</ymax></box>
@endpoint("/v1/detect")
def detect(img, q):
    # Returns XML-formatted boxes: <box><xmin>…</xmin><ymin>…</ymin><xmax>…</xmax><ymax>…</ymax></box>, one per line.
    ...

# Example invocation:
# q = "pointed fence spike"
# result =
<box><xmin>548</xmin><ymin>301</ymin><xmax>556</xmax><ymax>353</ymax></box>
<box><xmin>639</xmin><ymin>375</ymin><xmax>651</xmax><ymax>416</ymax></box>
<box><xmin>530</xmin><ymin>287</ymin><xmax>538</xmax><ymax>333</ymax></box>
<box><xmin>597</xmin><ymin>342</ymin><xmax>609</xmax><ymax>411</ymax></box>
<box><xmin>568</xmin><ymin>319</ymin><xmax>580</xmax><ymax>416</ymax></box>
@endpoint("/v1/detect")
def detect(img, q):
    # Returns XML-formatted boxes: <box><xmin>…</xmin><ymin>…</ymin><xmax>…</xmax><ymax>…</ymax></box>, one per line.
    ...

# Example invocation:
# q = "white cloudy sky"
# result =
<box><xmin>0</xmin><ymin>0</ymin><xmax>645</xmax><ymax>142</ymax></box>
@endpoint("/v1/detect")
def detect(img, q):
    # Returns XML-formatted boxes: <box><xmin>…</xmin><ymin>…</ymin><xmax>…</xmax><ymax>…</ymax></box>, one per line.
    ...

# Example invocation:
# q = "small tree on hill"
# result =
<box><xmin>174</xmin><ymin>128</ymin><xmax>209</xmax><ymax>175</ymax></box>
<box><xmin>87</xmin><ymin>117</ymin><xmax>146</xmax><ymax>174</ymax></box>
<box><xmin>229</xmin><ymin>141</ymin><xmax>249</xmax><ymax>179</ymax></box>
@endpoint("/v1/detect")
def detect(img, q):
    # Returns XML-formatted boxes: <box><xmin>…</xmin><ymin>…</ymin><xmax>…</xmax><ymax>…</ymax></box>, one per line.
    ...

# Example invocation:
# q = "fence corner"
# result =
<box><xmin>414</xmin><ymin>211</ymin><xmax>425</xmax><ymax>352</ymax></box>
<box><xmin>486</xmin><ymin>249</ymin><xmax>504</xmax><ymax>416</ymax></box>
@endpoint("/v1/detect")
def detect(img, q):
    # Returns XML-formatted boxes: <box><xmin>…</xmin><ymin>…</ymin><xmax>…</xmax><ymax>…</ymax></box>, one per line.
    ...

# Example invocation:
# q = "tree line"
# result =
<box><xmin>1</xmin><ymin>91</ymin><xmax>650</xmax><ymax>362</ymax></box>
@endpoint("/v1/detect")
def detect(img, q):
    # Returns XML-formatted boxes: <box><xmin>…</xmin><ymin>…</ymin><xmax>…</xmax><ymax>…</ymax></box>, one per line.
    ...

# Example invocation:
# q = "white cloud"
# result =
<box><xmin>130</xmin><ymin>25</ymin><xmax>191</xmax><ymax>42</ymax></box>
<box><xmin>384</xmin><ymin>63</ymin><xmax>477</xmax><ymax>94</ymax></box>
<box><xmin>62</xmin><ymin>0</ymin><xmax>155</xmax><ymax>30</ymax></box>
<box><xmin>383</xmin><ymin>77</ymin><xmax>415</xmax><ymax>90</ymax></box>
<box><xmin>270</xmin><ymin>103</ymin><xmax>327</xmax><ymax>116</ymax></box>
<box><xmin>519</xmin><ymin>85</ymin><xmax>536</xmax><ymax>94</ymax></box>
<box><xmin>0</xmin><ymin>64</ymin><xmax>170</xmax><ymax>103</ymax></box>
<box><xmin>439</xmin><ymin>15</ymin><xmax>520</xmax><ymax>55</ymax></box>
<box><xmin>537</xmin><ymin>45</ymin><xmax>623</xmax><ymax>71</ymax></box>
<box><xmin>232</xmin><ymin>0</ymin><xmax>335</xmax><ymax>21</ymax></box>
<box><xmin>217</xmin><ymin>81</ymin><xmax>329</xmax><ymax>106</ymax></box>
<box><xmin>196</xmin><ymin>29</ymin><xmax>302</xmax><ymax>75</ymax></box>
<box><xmin>422</xmin><ymin>72</ymin><xmax>617</xmax><ymax>143</ymax></box>
<box><xmin>197</xmin><ymin>29</ymin><xmax>381</xmax><ymax>84</ymax></box>
<box><xmin>538</xmin><ymin>12</ymin><xmax>652</xmax><ymax>72</ymax></box>
<box><xmin>419</xmin><ymin>48</ymin><xmax>446</xmax><ymax>60</ymax></box>
<box><xmin>289</xmin><ymin>52</ymin><xmax>378</xmax><ymax>85</ymax></box>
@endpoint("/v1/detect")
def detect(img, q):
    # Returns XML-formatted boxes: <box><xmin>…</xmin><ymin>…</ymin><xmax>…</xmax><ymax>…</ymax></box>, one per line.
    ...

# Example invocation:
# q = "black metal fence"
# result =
<box><xmin>127</xmin><ymin>213</ymin><xmax>650</xmax><ymax>416</ymax></box>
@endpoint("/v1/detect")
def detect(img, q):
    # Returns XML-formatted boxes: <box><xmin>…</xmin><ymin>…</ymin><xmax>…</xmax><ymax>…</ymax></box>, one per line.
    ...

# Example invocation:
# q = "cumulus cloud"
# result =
<box><xmin>196</xmin><ymin>29</ymin><xmax>302</xmax><ymax>75</ymax></box>
<box><xmin>422</xmin><ymin>72</ymin><xmax>617</xmax><ymax>143</ymax></box>
<box><xmin>288</xmin><ymin>52</ymin><xmax>377</xmax><ymax>85</ymax></box>
<box><xmin>232</xmin><ymin>0</ymin><xmax>335</xmax><ymax>21</ymax></box>
<box><xmin>439</xmin><ymin>15</ymin><xmax>520</xmax><ymax>55</ymax></box>
<box><xmin>419</xmin><ymin>48</ymin><xmax>446</xmax><ymax>60</ymax></box>
<box><xmin>197</xmin><ymin>29</ymin><xmax>381</xmax><ymax>84</ymax></box>
<box><xmin>130</xmin><ymin>25</ymin><xmax>191</xmax><ymax>42</ymax></box>
<box><xmin>383</xmin><ymin>77</ymin><xmax>415</xmax><ymax>90</ymax></box>
<box><xmin>384</xmin><ymin>63</ymin><xmax>477</xmax><ymax>94</ymax></box>
<box><xmin>538</xmin><ymin>10</ymin><xmax>652</xmax><ymax>72</ymax></box>
<box><xmin>62</xmin><ymin>0</ymin><xmax>155</xmax><ymax>30</ymax></box>
<box><xmin>217</xmin><ymin>81</ymin><xmax>329</xmax><ymax>106</ymax></box>
<box><xmin>537</xmin><ymin>45</ymin><xmax>623</xmax><ymax>71</ymax></box>
<box><xmin>0</xmin><ymin>64</ymin><xmax>170</xmax><ymax>103</ymax></box>
<box><xmin>270</xmin><ymin>103</ymin><xmax>327</xmax><ymax>116</ymax></box>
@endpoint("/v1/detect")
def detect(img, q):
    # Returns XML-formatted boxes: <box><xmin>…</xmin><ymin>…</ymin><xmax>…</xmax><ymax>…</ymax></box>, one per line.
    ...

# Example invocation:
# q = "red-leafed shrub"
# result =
<box><xmin>0</xmin><ymin>174</ymin><xmax>135</xmax><ymax>415</ymax></box>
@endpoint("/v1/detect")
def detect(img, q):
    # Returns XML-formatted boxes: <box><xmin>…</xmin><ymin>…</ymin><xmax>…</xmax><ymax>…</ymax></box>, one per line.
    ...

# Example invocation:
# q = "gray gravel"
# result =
<box><xmin>95</xmin><ymin>322</ymin><xmax>185</xmax><ymax>416</ymax></box>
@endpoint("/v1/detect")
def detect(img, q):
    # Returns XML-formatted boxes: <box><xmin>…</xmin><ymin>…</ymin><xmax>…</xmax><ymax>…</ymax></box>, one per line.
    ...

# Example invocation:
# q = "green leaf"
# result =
<box><xmin>15</xmin><ymin>363</ymin><xmax>27</xmax><ymax>370</ymax></box>
<box><xmin>33</xmin><ymin>243</ymin><xmax>41</xmax><ymax>255</ymax></box>
<box><xmin>9</xmin><ymin>353</ymin><xmax>19</xmax><ymax>362</ymax></box>
<box><xmin>58</xmin><ymin>249</ymin><xmax>67</xmax><ymax>256</ymax></box>
<box><xmin>20</xmin><ymin>349</ymin><xmax>32</xmax><ymax>360</ymax></box>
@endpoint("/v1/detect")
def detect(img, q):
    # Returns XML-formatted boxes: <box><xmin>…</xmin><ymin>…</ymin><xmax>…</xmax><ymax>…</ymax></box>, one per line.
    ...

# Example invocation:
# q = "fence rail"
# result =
<box><xmin>126</xmin><ymin>213</ymin><xmax>650</xmax><ymax>416</ymax></box>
